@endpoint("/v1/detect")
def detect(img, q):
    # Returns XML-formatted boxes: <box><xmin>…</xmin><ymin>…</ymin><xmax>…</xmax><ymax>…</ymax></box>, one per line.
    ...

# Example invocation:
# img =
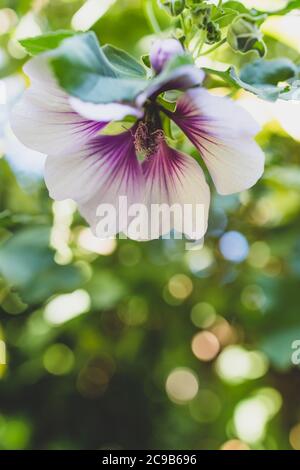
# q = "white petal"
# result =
<box><xmin>172</xmin><ymin>88</ymin><xmax>265</xmax><ymax>195</ymax></box>
<box><xmin>133</xmin><ymin>139</ymin><xmax>210</xmax><ymax>241</ymax></box>
<box><xmin>199</xmin><ymin>138</ymin><xmax>265</xmax><ymax>195</ymax></box>
<box><xmin>10</xmin><ymin>55</ymin><xmax>105</xmax><ymax>156</ymax></box>
<box><xmin>45</xmin><ymin>130</ymin><xmax>143</xmax><ymax>237</ymax></box>
<box><xmin>69</xmin><ymin>97</ymin><xmax>143</xmax><ymax>122</ymax></box>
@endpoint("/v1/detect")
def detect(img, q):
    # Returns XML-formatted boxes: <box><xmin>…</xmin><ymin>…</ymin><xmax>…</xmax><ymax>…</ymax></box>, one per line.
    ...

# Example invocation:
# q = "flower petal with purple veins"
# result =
<box><xmin>45</xmin><ymin>129</ymin><xmax>144</xmax><ymax>237</ymax></box>
<box><xmin>150</xmin><ymin>38</ymin><xmax>184</xmax><ymax>73</ymax></box>
<box><xmin>137</xmin><ymin>138</ymin><xmax>210</xmax><ymax>240</ymax></box>
<box><xmin>11</xmin><ymin>55</ymin><xmax>107</xmax><ymax>156</ymax></box>
<box><xmin>136</xmin><ymin>65</ymin><xmax>205</xmax><ymax>107</ymax></box>
<box><xmin>170</xmin><ymin>88</ymin><xmax>265</xmax><ymax>195</ymax></box>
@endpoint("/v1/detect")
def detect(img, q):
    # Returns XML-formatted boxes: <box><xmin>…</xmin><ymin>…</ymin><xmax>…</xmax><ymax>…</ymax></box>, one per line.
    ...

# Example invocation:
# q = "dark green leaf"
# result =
<box><xmin>141</xmin><ymin>54</ymin><xmax>151</xmax><ymax>68</ymax></box>
<box><xmin>102</xmin><ymin>44</ymin><xmax>146</xmax><ymax>78</ymax></box>
<box><xmin>240</xmin><ymin>58</ymin><xmax>298</xmax><ymax>86</ymax></box>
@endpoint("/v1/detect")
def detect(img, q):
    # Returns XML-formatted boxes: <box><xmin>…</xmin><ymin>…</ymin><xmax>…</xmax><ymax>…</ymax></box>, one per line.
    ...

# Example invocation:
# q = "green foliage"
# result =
<box><xmin>1</xmin><ymin>0</ymin><xmax>300</xmax><ymax>452</ymax></box>
<box><xmin>204</xmin><ymin>58</ymin><xmax>300</xmax><ymax>102</ymax></box>
<box><xmin>102</xmin><ymin>44</ymin><xmax>147</xmax><ymax>78</ymax></box>
<box><xmin>50</xmin><ymin>32</ymin><xmax>148</xmax><ymax>104</ymax></box>
<box><xmin>0</xmin><ymin>227</ymin><xmax>88</xmax><ymax>303</ymax></box>
<box><xmin>227</xmin><ymin>14</ymin><xmax>266</xmax><ymax>57</ymax></box>
<box><xmin>19</xmin><ymin>30</ymin><xmax>76</xmax><ymax>56</ymax></box>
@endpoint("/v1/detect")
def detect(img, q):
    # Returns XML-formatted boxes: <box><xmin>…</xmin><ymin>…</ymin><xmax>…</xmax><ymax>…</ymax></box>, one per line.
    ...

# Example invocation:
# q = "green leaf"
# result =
<box><xmin>204</xmin><ymin>58</ymin><xmax>299</xmax><ymax>102</ymax></box>
<box><xmin>213</xmin><ymin>7</ymin><xmax>239</xmax><ymax>28</ymax></box>
<box><xmin>19</xmin><ymin>30</ymin><xmax>75</xmax><ymax>56</ymax></box>
<box><xmin>0</xmin><ymin>227</ymin><xmax>88</xmax><ymax>303</ymax></box>
<box><xmin>102</xmin><ymin>44</ymin><xmax>147</xmax><ymax>78</ymax></box>
<box><xmin>141</xmin><ymin>54</ymin><xmax>151</xmax><ymax>68</ymax></box>
<box><xmin>157</xmin><ymin>95</ymin><xmax>177</xmax><ymax>112</ymax></box>
<box><xmin>223</xmin><ymin>1</ymin><xmax>250</xmax><ymax>15</ymax></box>
<box><xmin>240</xmin><ymin>58</ymin><xmax>298</xmax><ymax>87</ymax></box>
<box><xmin>50</xmin><ymin>32</ymin><xmax>148</xmax><ymax>104</ymax></box>
<box><xmin>51</xmin><ymin>35</ymin><xmax>200</xmax><ymax>105</ymax></box>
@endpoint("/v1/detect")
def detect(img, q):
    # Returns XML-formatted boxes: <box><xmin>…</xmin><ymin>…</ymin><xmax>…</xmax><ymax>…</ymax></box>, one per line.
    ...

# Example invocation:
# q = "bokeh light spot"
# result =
<box><xmin>289</xmin><ymin>423</ymin><xmax>300</xmax><ymax>450</ymax></box>
<box><xmin>210</xmin><ymin>317</ymin><xmax>237</xmax><ymax>346</ymax></box>
<box><xmin>216</xmin><ymin>346</ymin><xmax>269</xmax><ymax>384</ymax></box>
<box><xmin>166</xmin><ymin>368</ymin><xmax>199</xmax><ymax>404</ymax></box>
<box><xmin>219</xmin><ymin>231</ymin><xmax>249</xmax><ymax>263</ymax></box>
<box><xmin>43</xmin><ymin>344</ymin><xmax>74</xmax><ymax>376</ymax></box>
<box><xmin>191</xmin><ymin>331</ymin><xmax>220</xmax><ymax>362</ymax></box>
<box><xmin>77</xmin><ymin>356</ymin><xmax>115</xmax><ymax>399</ymax></box>
<box><xmin>190</xmin><ymin>302</ymin><xmax>216</xmax><ymax>328</ymax></box>
<box><xmin>78</xmin><ymin>228</ymin><xmax>117</xmax><ymax>255</ymax></box>
<box><xmin>44</xmin><ymin>290</ymin><xmax>91</xmax><ymax>325</ymax></box>
<box><xmin>248</xmin><ymin>241</ymin><xmax>271</xmax><ymax>269</ymax></box>
<box><xmin>220</xmin><ymin>439</ymin><xmax>250</xmax><ymax>450</ymax></box>
<box><xmin>0</xmin><ymin>9</ymin><xmax>18</xmax><ymax>34</ymax></box>
<box><xmin>241</xmin><ymin>285</ymin><xmax>267</xmax><ymax>311</ymax></box>
<box><xmin>168</xmin><ymin>274</ymin><xmax>193</xmax><ymax>300</ymax></box>
<box><xmin>185</xmin><ymin>247</ymin><xmax>214</xmax><ymax>274</ymax></box>
<box><xmin>234</xmin><ymin>388</ymin><xmax>282</xmax><ymax>444</ymax></box>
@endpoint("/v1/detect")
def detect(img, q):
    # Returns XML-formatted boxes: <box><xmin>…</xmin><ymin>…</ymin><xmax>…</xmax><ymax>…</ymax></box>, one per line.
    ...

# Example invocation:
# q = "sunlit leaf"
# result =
<box><xmin>19</xmin><ymin>30</ymin><xmax>76</xmax><ymax>56</ymax></box>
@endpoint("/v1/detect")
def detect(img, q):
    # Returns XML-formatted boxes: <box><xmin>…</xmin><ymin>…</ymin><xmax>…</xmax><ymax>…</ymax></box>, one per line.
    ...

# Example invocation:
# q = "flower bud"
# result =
<box><xmin>159</xmin><ymin>0</ymin><xmax>185</xmax><ymax>17</ymax></box>
<box><xmin>227</xmin><ymin>15</ymin><xmax>263</xmax><ymax>55</ymax></box>
<box><xmin>205</xmin><ymin>21</ymin><xmax>221</xmax><ymax>44</ymax></box>
<box><xmin>150</xmin><ymin>38</ymin><xmax>184</xmax><ymax>73</ymax></box>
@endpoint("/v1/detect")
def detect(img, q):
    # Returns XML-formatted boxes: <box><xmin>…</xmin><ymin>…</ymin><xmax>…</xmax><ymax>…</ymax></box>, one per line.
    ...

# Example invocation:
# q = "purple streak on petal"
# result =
<box><xmin>45</xmin><ymin>127</ymin><xmax>144</xmax><ymax>236</ymax></box>
<box><xmin>136</xmin><ymin>65</ymin><xmax>205</xmax><ymax>107</ymax></box>
<box><xmin>69</xmin><ymin>116</ymin><xmax>107</xmax><ymax>138</ymax></box>
<box><xmin>168</xmin><ymin>97</ymin><xmax>223</xmax><ymax>157</ymax></box>
<box><xmin>168</xmin><ymin>89</ymin><xmax>264</xmax><ymax>195</ymax></box>
<box><xmin>140</xmin><ymin>136</ymin><xmax>210</xmax><ymax>239</ymax></box>
<box><xmin>142</xmin><ymin>138</ymin><xmax>187</xmax><ymax>203</ymax></box>
<box><xmin>150</xmin><ymin>39</ymin><xmax>184</xmax><ymax>73</ymax></box>
<box><xmin>84</xmin><ymin>128</ymin><xmax>141</xmax><ymax>196</ymax></box>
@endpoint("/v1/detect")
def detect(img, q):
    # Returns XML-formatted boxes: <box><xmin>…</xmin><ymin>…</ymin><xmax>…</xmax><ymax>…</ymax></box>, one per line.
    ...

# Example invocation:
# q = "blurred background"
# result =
<box><xmin>1</xmin><ymin>0</ymin><xmax>300</xmax><ymax>450</ymax></box>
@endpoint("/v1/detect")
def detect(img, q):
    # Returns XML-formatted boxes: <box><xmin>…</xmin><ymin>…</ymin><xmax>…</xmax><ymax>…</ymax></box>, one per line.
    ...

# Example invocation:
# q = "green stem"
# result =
<box><xmin>144</xmin><ymin>0</ymin><xmax>161</xmax><ymax>34</ymax></box>
<box><xmin>195</xmin><ymin>30</ymin><xmax>206</xmax><ymax>57</ymax></box>
<box><xmin>180</xmin><ymin>12</ymin><xmax>187</xmax><ymax>36</ymax></box>
<box><xmin>201</xmin><ymin>37</ymin><xmax>226</xmax><ymax>56</ymax></box>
